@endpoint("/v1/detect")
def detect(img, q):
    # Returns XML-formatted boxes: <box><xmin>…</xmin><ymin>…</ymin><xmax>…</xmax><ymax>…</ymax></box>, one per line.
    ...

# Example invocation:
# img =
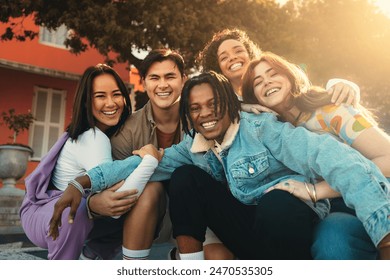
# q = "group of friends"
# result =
<box><xmin>20</xmin><ymin>28</ymin><xmax>390</xmax><ymax>260</ymax></box>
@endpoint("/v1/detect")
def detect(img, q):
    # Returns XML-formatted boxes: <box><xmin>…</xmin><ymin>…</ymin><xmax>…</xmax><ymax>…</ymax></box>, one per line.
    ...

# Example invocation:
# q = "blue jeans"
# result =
<box><xmin>312</xmin><ymin>211</ymin><xmax>377</xmax><ymax>260</ymax></box>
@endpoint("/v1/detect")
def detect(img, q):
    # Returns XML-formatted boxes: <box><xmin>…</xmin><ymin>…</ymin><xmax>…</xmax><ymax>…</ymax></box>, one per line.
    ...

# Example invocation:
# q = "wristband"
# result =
<box><xmin>69</xmin><ymin>179</ymin><xmax>85</xmax><ymax>195</ymax></box>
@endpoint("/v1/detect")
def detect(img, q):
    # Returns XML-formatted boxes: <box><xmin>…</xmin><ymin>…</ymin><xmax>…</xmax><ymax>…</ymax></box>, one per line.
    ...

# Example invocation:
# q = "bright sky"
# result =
<box><xmin>276</xmin><ymin>0</ymin><xmax>390</xmax><ymax>18</ymax></box>
<box><xmin>374</xmin><ymin>0</ymin><xmax>390</xmax><ymax>17</ymax></box>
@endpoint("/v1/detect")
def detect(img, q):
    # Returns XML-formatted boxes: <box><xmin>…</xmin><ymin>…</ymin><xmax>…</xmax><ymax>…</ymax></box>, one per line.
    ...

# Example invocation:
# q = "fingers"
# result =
<box><xmin>133</xmin><ymin>147</ymin><xmax>153</xmax><ymax>158</ymax></box>
<box><xmin>345</xmin><ymin>92</ymin><xmax>355</xmax><ymax>107</ymax></box>
<box><xmin>48</xmin><ymin>203</ymin><xmax>64</xmax><ymax>240</ymax></box>
<box><xmin>109</xmin><ymin>196</ymin><xmax>138</xmax><ymax>216</ymax></box>
<box><xmin>115</xmin><ymin>194</ymin><xmax>138</xmax><ymax>207</ymax></box>
<box><xmin>68</xmin><ymin>200</ymin><xmax>79</xmax><ymax>224</ymax></box>
<box><xmin>329</xmin><ymin>84</ymin><xmax>344</xmax><ymax>105</ymax></box>
<box><xmin>266</xmin><ymin>180</ymin><xmax>298</xmax><ymax>196</ymax></box>
<box><xmin>257</xmin><ymin>105</ymin><xmax>274</xmax><ymax>113</ymax></box>
<box><xmin>48</xmin><ymin>219</ymin><xmax>59</xmax><ymax>241</ymax></box>
<box><xmin>263</xmin><ymin>186</ymin><xmax>275</xmax><ymax>194</ymax></box>
<box><xmin>241</xmin><ymin>103</ymin><xmax>277</xmax><ymax>115</ymax></box>
<box><xmin>251</xmin><ymin>107</ymin><xmax>261</xmax><ymax>115</ymax></box>
<box><xmin>112</xmin><ymin>205</ymin><xmax>132</xmax><ymax>217</ymax></box>
<box><xmin>158</xmin><ymin>148</ymin><xmax>164</xmax><ymax>159</ymax></box>
<box><xmin>105</xmin><ymin>191</ymin><xmax>138</xmax><ymax>208</ymax></box>
<box><xmin>115</xmin><ymin>189</ymin><xmax>138</xmax><ymax>199</ymax></box>
<box><xmin>273</xmin><ymin>181</ymin><xmax>293</xmax><ymax>193</ymax></box>
<box><xmin>109</xmin><ymin>180</ymin><xmax>125</xmax><ymax>191</ymax></box>
<box><xmin>329</xmin><ymin>83</ymin><xmax>356</xmax><ymax>106</ymax></box>
<box><xmin>132</xmin><ymin>149</ymin><xmax>141</xmax><ymax>156</ymax></box>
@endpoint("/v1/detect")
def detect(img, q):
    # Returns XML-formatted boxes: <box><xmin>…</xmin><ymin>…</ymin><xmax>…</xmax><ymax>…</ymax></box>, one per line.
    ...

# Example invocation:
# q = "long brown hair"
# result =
<box><xmin>242</xmin><ymin>52</ymin><xmax>377</xmax><ymax>124</ymax></box>
<box><xmin>67</xmin><ymin>64</ymin><xmax>132</xmax><ymax>140</ymax></box>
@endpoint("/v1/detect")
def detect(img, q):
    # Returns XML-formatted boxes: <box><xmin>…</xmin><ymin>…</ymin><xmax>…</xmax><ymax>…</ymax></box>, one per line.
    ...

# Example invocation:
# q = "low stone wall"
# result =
<box><xmin>0</xmin><ymin>195</ymin><xmax>24</xmax><ymax>234</ymax></box>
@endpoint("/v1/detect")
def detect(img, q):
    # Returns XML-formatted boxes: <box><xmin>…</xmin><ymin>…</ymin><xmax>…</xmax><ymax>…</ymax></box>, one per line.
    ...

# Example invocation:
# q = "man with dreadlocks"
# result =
<box><xmin>50</xmin><ymin>71</ymin><xmax>390</xmax><ymax>260</ymax></box>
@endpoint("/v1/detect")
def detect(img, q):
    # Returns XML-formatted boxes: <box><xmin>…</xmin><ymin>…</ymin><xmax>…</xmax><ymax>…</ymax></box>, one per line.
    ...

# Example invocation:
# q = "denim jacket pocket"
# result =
<box><xmin>230</xmin><ymin>151</ymin><xmax>269</xmax><ymax>188</ymax></box>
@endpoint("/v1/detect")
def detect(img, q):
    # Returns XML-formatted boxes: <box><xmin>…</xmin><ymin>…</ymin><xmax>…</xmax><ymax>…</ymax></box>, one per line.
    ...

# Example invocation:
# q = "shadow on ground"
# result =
<box><xmin>0</xmin><ymin>233</ymin><xmax>174</xmax><ymax>260</ymax></box>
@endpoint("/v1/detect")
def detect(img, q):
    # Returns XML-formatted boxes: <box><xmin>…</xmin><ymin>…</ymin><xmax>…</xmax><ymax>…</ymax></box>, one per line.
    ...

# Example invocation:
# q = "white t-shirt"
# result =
<box><xmin>51</xmin><ymin>128</ymin><xmax>112</xmax><ymax>191</ymax></box>
<box><xmin>51</xmin><ymin>127</ymin><xmax>159</xmax><ymax>200</ymax></box>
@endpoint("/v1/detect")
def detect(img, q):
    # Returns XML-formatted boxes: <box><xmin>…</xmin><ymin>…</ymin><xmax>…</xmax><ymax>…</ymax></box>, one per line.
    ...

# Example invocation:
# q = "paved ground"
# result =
<box><xmin>0</xmin><ymin>233</ymin><xmax>174</xmax><ymax>260</ymax></box>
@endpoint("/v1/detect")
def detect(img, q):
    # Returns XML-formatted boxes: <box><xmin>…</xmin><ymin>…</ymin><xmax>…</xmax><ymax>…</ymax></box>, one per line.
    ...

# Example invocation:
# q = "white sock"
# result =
<box><xmin>122</xmin><ymin>247</ymin><xmax>150</xmax><ymax>260</ymax></box>
<box><xmin>179</xmin><ymin>251</ymin><xmax>204</xmax><ymax>260</ymax></box>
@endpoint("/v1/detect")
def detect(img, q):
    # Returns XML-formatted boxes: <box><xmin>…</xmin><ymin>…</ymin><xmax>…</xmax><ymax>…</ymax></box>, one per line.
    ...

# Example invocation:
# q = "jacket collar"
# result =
<box><xmin>143</xmin><ymin>100</ymin><xmax>184</xmax><ymax>141</ymax></box>
<box><xmin>144</xmin><ymin>101</ymin><xmax>156</xmax><ymax>125</ymax></box>
<box><xmin>190</xmin><ymin>120</ymin><xmax>240</xmax><ymax>153</ymax></box>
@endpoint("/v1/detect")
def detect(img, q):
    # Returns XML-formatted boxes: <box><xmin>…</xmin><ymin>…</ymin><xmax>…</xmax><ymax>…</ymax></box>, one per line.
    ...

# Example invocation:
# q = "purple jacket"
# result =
<box><xmin>20</xmin><ymin>132</ymin><xmax>69</xmax><ymax>213</ymax></box>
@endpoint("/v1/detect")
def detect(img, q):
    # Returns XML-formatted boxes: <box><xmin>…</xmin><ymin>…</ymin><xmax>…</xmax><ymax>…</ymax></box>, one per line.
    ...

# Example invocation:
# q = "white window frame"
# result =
<box><xmin>29</xmin><ymin>87</ymin><xmax>66</xmax><ymax>160</ymax></box>
<box><xmin>39</xmin><ymin>24</ymin><xmax>69</xmax><ymax>49</ymax></box>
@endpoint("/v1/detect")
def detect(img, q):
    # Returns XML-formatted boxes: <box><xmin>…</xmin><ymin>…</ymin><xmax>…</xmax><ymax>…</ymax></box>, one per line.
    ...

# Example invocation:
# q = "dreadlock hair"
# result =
<box><xmin>67</xmin><ymin>63</ymin><xmax>132</xmax><ymax>140</ymax></box>
<box><xmin>180</xmin><ymin>71</ymin><xmax>241</xmax><ymax>138</ymax></box>
<box><xmin>197</xmin><ymin>28</ymin><xmax>261</xmax><ymax>74</ymax></box>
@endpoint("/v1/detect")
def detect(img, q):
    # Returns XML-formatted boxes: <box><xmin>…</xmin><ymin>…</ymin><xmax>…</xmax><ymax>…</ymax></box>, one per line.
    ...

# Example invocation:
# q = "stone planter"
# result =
<box><xmin>0</xmin><ymin>144</ymin><xmax>33</xmax><ymax>196</ymax></box>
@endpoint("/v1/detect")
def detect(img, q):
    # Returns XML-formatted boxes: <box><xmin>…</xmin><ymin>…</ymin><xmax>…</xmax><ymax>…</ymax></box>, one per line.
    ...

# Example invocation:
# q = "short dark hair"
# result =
<box><xmin>139</xmin><ymin>49</ymin><xmax>185</xmax><ymax>79</ymax></box>
<box><xmin>67</xmin><ymin>64</ymin><xmax>132</xmax><ymax>140</ymax></box>
<box><xmin>180</xmin><ymin>71</ymin><xmax>241</xmax><ymax>137</ymax></box>
<box><xmin>197</xmin><ymin>28</ymin><xmax>261</xmax><ymax>74</ymax></box>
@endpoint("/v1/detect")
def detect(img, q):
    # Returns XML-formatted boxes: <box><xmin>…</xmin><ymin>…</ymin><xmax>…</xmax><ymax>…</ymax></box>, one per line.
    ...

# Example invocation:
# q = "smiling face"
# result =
<box><xmin>188</xmin><ymin>83</ymin><xmax>231</xmax><ymax>144</ymax></box>
<box><xmin>252</xmin><ymin>61</ymin><xmax>293</xmax><ymax>110</ymax></box>
<box><xmin>217</xmin><ymin>39</ymin><xmax>251</xmax><ymax>86</ymax></box>
<box><xmin>143</xmin><ymin>59</ymin><xmax>185</xmax><ymax>110</ymax></box>
<box><xmin>92</xmin><ymin>73</ymin><xmax>125</xmax><ymax>132</ymax></box>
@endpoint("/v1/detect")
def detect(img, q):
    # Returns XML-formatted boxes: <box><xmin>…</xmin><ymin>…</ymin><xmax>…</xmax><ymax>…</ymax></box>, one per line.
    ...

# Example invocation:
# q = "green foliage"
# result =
<box><xmin>280</xmin><ymin>0</ymin><xmax>390</xmax><ymax>132</ymax></box>
<box><xmin>0</xmin><ymin>0</ymin><xmax>285</xmax><ymax>71</ymax></box>
<box><xmin>1</xmin><ymin>0</ymin><xmax>389</xmax><ymax>129</ymax></box>
<box><xmin>1</xmin><ymin>109</ymin><xmax>35</xmax><ymax>144</ymax></box>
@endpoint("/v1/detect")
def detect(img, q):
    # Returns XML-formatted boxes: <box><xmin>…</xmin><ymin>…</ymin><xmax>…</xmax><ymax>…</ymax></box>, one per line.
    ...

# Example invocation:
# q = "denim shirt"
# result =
<box><xmin>88</xmin><ymin>112</ymin><xmax>390</xmax><ymax>246</ymax></box>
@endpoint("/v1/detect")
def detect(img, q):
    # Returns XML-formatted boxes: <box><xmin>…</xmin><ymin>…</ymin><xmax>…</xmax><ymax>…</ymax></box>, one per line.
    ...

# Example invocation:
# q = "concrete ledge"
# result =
<box><xmin>0</xmin><ymin>195</ymin><xmax>24</xmax><ymax>234</ymax></box>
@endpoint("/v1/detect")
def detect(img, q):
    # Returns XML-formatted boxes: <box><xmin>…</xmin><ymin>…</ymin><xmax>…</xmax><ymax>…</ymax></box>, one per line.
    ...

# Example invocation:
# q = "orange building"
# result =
<box><xmin>0</xmin><ymin>16</ymin><xmax>143</xmax><ymax>190</ymax></box>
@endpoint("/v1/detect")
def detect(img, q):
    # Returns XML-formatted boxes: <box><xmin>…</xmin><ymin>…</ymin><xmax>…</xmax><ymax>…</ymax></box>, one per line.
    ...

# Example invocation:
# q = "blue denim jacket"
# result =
<box><xmin>88</xmin><ymin>112</ymin><xmax>390</xmax><ymax>246</ymax></box>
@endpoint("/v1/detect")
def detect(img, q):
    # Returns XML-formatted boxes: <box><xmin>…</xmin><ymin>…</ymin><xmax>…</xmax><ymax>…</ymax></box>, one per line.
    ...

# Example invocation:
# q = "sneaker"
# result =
<box><xmin>79</xmin><ymin>245</ymin><xmax>101</xmax><ymax>260</ymax></box>
<box><xmin>167</xmin><ymin>247</ymin><xmax>180</xmax><ymax>260</ymax></box>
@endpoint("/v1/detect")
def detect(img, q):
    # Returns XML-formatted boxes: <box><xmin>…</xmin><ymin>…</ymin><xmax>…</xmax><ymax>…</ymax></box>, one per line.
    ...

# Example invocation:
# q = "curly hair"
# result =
<box><xmin>197</xmin><ymin>28</ymin><xmax>262</xmax><ymax>74</ymax></box>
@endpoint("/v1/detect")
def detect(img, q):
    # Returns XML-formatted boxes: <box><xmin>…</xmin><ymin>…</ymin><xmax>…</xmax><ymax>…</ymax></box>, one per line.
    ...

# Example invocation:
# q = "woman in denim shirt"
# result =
<box><xmin>49</xmin><ymin>71</ymin><xmax>390</xmax><ymax>259</ymax></box>
<box><xmin>241</xmin><ymin>52</ymin><xmax>390</xmax><ymax>259</ymax></box>
<box><xmin>199</xmin><ymin>28</ymin><xmax>382</xmax><ymax>259</ymax></box>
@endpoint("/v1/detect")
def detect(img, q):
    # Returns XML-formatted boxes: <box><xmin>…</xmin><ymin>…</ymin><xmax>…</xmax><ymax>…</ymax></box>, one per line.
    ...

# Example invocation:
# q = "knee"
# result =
<box><xmin>136</xmin><ymin>181</ymin><xmax>165</xmax><ymax>210</ymax></box>
<box><xmin>169</xmin><ymin>165</ymin><xmax>200</xmax><ymax>196</ymax></box>
<box><xmin>204</xmin><ymin>243</ymin><xmax>235</xmax><ymax>260</ymax></box>
<box><xmin>256</xmin><ymin>190</ymin><xmax>313</xmax><ymax>225</ymax></box>
<box><xmin>312</xmin><ymin>213</ymin><xmax>377</xmax><ymax>260</ymax></box>
<box><xmin>314</xmin><ymin>213</ymin><xmax>362</xmax><ymax>245</ymax></box>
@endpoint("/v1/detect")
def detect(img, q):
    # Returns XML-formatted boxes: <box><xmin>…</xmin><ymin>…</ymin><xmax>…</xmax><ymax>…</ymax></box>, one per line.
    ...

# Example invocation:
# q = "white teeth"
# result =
<box><xmin>229</xmin><ymin>63</ymin><xmax>243</xmax><ymax>71</ymax></box>
<box><xmin>157</xmin><ymin>92</ymin><xmax>170</xmax><ymax>97</ymax></box>
<box><xmin>202</xmin><ymin>121</ymin><xmax>217</xmax><ymax>129</ymax></box>
<box><xmin>265</xmin><ymin>88</ymin><xmax>280</xmax><ymax>97</ymax></box>
<box><xmin>103</xmin><ymin>110</ymin><xmax>117</xmax><ymax>115</ymax></box>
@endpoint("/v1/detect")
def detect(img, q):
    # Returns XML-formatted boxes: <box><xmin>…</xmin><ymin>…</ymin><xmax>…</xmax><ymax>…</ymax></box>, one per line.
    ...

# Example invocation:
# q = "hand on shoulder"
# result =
<box><xmin>133</xmin><ymin>144</ymin><xmax>164</xmax><ymax>162</ymax></box>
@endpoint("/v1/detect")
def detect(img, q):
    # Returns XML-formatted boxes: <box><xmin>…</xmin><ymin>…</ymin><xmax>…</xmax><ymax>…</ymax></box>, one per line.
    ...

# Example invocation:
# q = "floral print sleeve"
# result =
<box><xmin>299</xmin><ymin>104</ymin><xmax>374</xmax><ymax>146</ymax></box>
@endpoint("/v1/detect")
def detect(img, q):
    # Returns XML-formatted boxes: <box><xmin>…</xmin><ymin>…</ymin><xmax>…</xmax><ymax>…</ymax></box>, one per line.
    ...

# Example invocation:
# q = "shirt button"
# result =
<box><xmin>248</xmin><ymin>167</ymin><xmax>255</xmax><ymax>174</ymax></box>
